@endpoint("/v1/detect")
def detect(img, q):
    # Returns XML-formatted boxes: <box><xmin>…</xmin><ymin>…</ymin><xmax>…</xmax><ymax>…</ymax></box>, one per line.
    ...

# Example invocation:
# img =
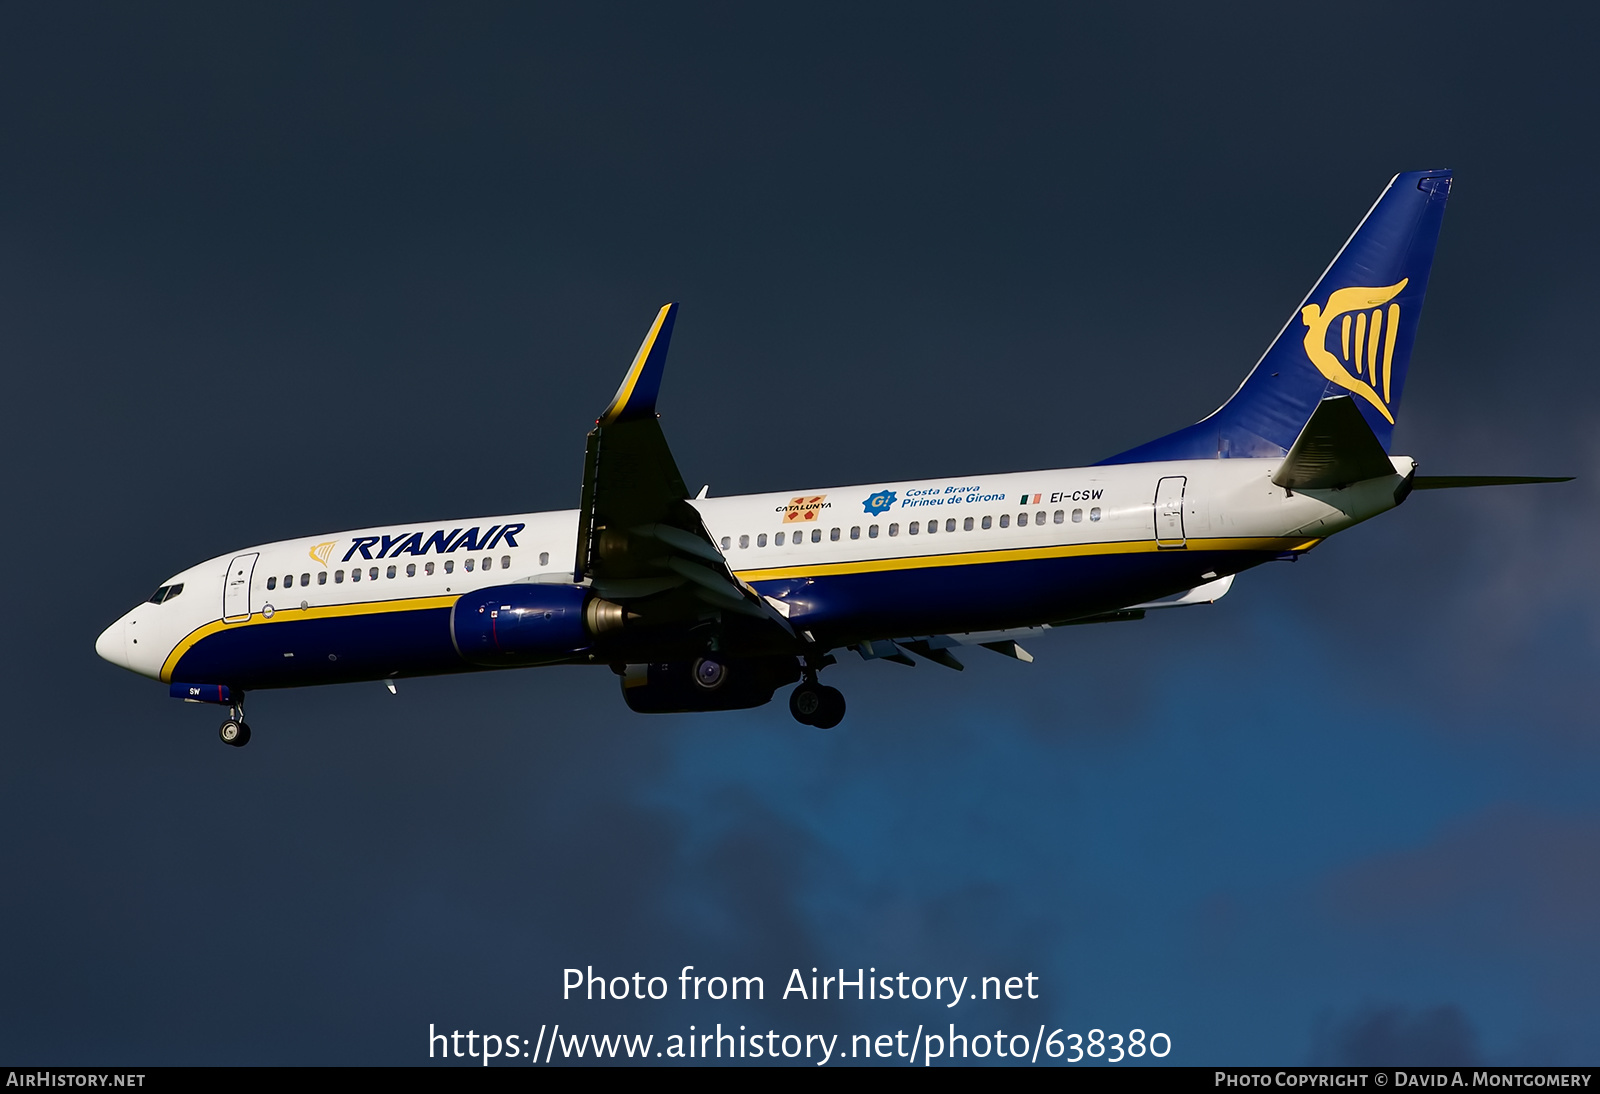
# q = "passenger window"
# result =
<box><xmin>425</xmin><ymin>561</ymin><xmax>435</xmax><ymax>575</ymax></box>
<box><xmin>868</xmin><ymin>524</ymin><xmax>879</xmax><ymax>539</ymax></box>
<box><xmin>335</xmin><ymin>570</ymin><xmax>345</xmax><ymax>584</ymax></box>
<box><xmin>850</xmin><ymin>526</ymin><xmax>860</xmax><ymax>540</ymax></box>
<box><xmin>501</xmin><ymin>555</ymin><xmax>510</xmax><ymax>569</ymax></box>
<box><xmin>301</xmin><ymin>573</ymin><xmax>310</xmax><ymax>586</ymax></box>
<box><xmin>757</xmin><ymin>534</ymin><xmax>767</xmax><ymax>547</ymax></box>
<box><xmin>982</xmin><ymin>515</ymin><xmax>992</xmax><ymax>529</ymax></box>
<box><xmin>1090</xmin><ymin>507</ymin><xmax>1102</xmax><ymax>521</ymax></box>
<box><xmin>964</xmin><ymin>517</ymin><xmax>973</xmax><ymax>531</ymax></box>
<box><xmin>909</xmin><ymin>521</ymin><xmax>919</xmax><ymax>535</ymax></box>
<box><xmin>465</xmin><ymin>559</ymin><xmax>475</xmax><ymax>572</ymax></box>
<box><xmin>387</xmin><ymin>565</ymin><xmax>397</xmax><ymax>579</ymax></box>
<box><xmin>945</xmin><ymin>518</ymin><xmax>956</xmax><ymax>532</ymax></box>
<box><xmin>444</xmin><ymin>560</ymin><xmax>454</xmax><ymax>574</ymax></box>
<box><xmin>318</xmin><ymin>571</ymin><xmax>328</xmax><ymax>585</ymax></box>
<box><xmin>1073</xmin><ymin>508</ymin><xmax>1083</xmax><ymax>522</ymax></box>
<box><xmin>539</xmin><ymin>551</ymin><xmax>549</xmax><ymax>566</ymax></box>
<box><xmin>1000</xmin><ymin>514</ymin><xmax>1010</xmax><ymax>528</ymax></box>
<box><xmin>406</xmin><ymin>563</ymin><xmax>416</xmax><ymax>577</ymax></box>
<box><xmin>1053</xmin><ymin>509</ymin><xmax>1064</xmax><ymax>524</ymax></box>
<box><xmin>369</xmin><ymin>567</ymin><xmax>378</xmax><ymax>580</ymax></box>
<box><xmin>267</xmin><ymin>577</ymin><xmax>277</xmax><ymax>590</ymax></box>
<box><xmin>811</xmin><ymin>528</ymin><xmax>821</xmax><ymax>543</ymax></box>
<box><xmin>284</xmin><ymin>574</ymin><xmax>294</xmax><ymax>588</ymax></box>
<box><xmin>1017</xmin><ymin>512</ymin><xmax>1028</xmax><ymax>527</ymax></box>
<box><xmin>739</xmin><ymin>535</ymin><xmax>749</xmax><ymax>549</ymax></box>
<box><xmin>351</xmin><ymin>569</ymin><xmax>361</xmax><ymax>583</ymax></box>
<box><xmin>482</xmin><ymin>557</ymin><xmax>492</xmax><ymax>570</ymax></box>
<box><xmin>720</xmin><ymin>537</ymin><xmax>731</xmax><ymax>550</ymax></box>
<box><xmin>927</xmin><ymin>520</ymin><xmax>937</xmax><ymax>534</ymax></box>
<box><xmin>1036</xmin><ymin>510</ymin><xmax>1045</xmax><ymax>525</ymax></box>
<box><xmin>888</xmin><ymin>523</ymin><xmax>899</xmax><ymax>537</ymax></box>
<box><xmin>775</xmin><ymin>531</ymin><xmax>785</xmax><ymax>546</ymax></box>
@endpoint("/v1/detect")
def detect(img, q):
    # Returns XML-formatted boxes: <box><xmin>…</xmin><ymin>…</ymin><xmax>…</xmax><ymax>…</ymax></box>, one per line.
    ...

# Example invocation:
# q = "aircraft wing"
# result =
<box><xmin>867</xmin><ymin>575</ymin><xmax>1238</xmax><ymax>670</ymax></box>
<box><xmin>574</xmin><ymin>304</ymin><xmax>793</xmax><ymax>631</ymax></box>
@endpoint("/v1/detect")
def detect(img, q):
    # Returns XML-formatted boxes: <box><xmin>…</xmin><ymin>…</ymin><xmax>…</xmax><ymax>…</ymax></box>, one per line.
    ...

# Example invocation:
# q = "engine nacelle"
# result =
<box><xmin>619</xmin><ymin>656</ymin><xmax>800</xmax><ymax>714</ymax></box>
<box><xmin>451</xmin><ymin>583</ymin><xmax>595</xmax><ymax>666</ymax></box>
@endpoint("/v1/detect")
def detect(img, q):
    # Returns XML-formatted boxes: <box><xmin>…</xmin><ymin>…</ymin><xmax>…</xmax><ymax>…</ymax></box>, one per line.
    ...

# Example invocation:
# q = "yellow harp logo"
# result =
<box><xmin>1300</xmin><ymin>279</ymin><xmax>1407</xmax><ymax>424</ymax></box>
<box><xmin>309</xmin><ymin>540</ymin><xmax>336</xmax><ymax>567</ymax></box>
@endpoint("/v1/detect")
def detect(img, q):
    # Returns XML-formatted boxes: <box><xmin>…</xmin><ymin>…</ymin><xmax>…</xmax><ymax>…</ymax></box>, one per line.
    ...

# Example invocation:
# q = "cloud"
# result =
<box><xmin>1324</xmin><ymin>804</ymin><xmax>1600</xmax><ymax>945</ymax></box>
<box><xmin>1310</xmin><ymin>1003</ymin><xmax>1480</xmax><ymax>1066</ymax></box>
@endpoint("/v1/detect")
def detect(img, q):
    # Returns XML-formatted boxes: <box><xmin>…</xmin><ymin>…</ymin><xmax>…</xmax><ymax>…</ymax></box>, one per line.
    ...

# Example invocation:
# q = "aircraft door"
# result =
<box><xmin>223</xmin><ymin>553</ymin><xmax>258</xmax><ymax>623</ymax></box>
<box><xmin>1154</xmin><ymin>476</ymin><xmax>1187</xmax><ymax>548</ymax></box>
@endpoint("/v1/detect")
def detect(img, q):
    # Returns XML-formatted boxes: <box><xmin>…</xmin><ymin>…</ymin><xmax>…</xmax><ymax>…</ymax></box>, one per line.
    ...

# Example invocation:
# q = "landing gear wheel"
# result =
<box><xmin>790</xmin><ymin>682</ymin><xmax>824</xmax><ymax>725</ymax></box>
<box><xmin>790</xmin><ymin>681</ymin><xmax>846</xmax><ymax>729</ymax></box>
<box><xmin>811</xmin><ymin>686</ymin><xmax>846</xmax><ymax>730</ymax></box>
<box><xmin>219</xmin><ymin>720</ymin><xmax>252</xmax><ymax>747</ymax></box>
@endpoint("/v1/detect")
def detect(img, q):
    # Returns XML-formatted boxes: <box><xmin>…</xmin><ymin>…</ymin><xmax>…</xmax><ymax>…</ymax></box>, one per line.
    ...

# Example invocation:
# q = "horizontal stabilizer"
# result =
<box><xmin>1272</xmin><ymin>396</ymin><xmax>1395</xmax><ymax>490</ymax></box>
<box><xmin>1412</xmin><ymin>475</ymin><xmax>1573</xmax><ymax>489</ymax></box>
<box><xmin>1062</xmin><ymin>574</ymin><xmax>1236</xmax><ymax>627</ymax></box>
<box><xmin>1124</xmin><ymin>573</ymin><xmax>1235</xmax><ymax>611</ymax></box>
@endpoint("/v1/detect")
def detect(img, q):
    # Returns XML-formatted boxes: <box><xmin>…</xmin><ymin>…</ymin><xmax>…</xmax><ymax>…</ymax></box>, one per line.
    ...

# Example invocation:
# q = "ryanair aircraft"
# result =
<box><xmin>96</xmin><ymin>170</ymin><xmax>1568</xmax><ymax>744</ymax></box>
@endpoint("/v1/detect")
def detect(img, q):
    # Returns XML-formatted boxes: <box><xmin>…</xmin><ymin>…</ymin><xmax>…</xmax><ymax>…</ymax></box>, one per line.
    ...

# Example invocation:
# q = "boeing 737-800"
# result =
<box><xmin>95</xmin><ymin>169</ymin><xmax>1567</xmax><ymax>744</ymax></box>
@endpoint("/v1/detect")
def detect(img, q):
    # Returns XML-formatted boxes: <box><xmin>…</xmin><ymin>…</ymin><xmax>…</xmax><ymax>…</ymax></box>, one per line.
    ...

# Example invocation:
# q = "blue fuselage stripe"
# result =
<box><xmin>172</xmin><ymin>549</ymin><xmax>1270</xmax><ymax>688</ymax></box>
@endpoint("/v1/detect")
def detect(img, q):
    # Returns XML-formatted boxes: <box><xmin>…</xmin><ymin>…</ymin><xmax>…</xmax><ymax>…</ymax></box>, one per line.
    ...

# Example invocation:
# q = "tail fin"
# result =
<box><xmin>1101</xmin><ymin>170</ymin><xmax>1452</xmax><ymax>464</ymax></box>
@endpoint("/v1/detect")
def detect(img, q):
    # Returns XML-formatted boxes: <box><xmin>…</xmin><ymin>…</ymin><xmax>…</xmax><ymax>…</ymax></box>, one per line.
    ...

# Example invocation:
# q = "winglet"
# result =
<box><xmin>598</xmin><ymin>303</ymin><xmax>678</xmax><ymax>425</ymax></box>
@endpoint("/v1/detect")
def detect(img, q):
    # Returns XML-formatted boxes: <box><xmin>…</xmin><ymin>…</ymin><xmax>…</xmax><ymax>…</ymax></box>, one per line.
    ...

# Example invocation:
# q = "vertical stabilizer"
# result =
<box><xmin>1101</xmin><ymin>170</ymin><xmax>1451</xmax><ymax>464</ymax></box>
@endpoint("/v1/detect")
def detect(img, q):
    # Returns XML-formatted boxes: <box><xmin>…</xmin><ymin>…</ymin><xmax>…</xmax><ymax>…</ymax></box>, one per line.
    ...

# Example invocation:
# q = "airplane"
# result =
<box><xmin>95</xmin><ymin>169</ymin><xmax>1569</xmax><ymax>745</ymax></box>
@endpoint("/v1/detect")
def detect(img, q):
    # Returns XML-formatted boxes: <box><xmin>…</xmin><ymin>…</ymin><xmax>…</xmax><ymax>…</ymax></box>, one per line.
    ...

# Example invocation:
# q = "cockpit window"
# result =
<box><xmin>146</xmin><ymin>583</ymin><xmax>184</xmax><ymax>605</ymax></box>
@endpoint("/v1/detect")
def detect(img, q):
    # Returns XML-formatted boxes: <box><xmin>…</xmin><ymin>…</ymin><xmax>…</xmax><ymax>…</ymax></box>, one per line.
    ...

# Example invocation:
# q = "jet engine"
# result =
<box><xmin>619</xmin><ymin>656</ymin><xmax>801</xmax><ymax>714</ymax></box>
<box><xmin>451</xmin><ymin>584</ymin><xmax>621</xmax><ymax>666</ymax></box>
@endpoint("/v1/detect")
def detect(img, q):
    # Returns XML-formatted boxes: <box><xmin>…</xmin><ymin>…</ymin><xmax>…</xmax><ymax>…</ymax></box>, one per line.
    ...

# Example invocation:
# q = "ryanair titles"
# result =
<box><xmin>340</xmin><ymin>523</ymin><xmax>524</xmax><ymax>563</ymax></box>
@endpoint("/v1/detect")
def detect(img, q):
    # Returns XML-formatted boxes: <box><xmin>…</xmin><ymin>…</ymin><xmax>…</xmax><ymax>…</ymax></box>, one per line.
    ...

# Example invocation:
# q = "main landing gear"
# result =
<box><xmin>789</xmin><ymin>678</ymin><xmax>846</xmax><ymax>729</ymax></box>
<box><xmin>218</xmin><ymin>697</ymin><xmax>251</xmax><ymax>748</ymax></box>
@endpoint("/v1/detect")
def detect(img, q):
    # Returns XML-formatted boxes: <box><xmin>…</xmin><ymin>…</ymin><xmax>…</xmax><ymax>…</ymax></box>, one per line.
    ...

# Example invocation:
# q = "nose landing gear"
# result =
<box><xmin>790</xmin><ymin>679</ymin><xmax>846</xmax><ymax>729</ymax></box>
<box><xmin>218</xmin><ymin>698</ymin><xmax>251</xmax><ymax>747</ymax></box>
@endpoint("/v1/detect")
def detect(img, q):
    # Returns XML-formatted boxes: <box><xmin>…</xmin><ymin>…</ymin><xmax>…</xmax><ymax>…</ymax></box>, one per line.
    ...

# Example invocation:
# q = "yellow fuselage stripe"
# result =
<box><xmin>160</xmin><ymin>595</ymin><xmax>458</xmax><ymax>683</ymax></box>
<box><xmin>733</xmin><ymin>536</ymin><xmax>1320</xmax><ymax>582</ymax></box>
<box><xmin>160</xmin><ymin>536</ymin><xmax>1321</xmax><ymax>682</ymax></box>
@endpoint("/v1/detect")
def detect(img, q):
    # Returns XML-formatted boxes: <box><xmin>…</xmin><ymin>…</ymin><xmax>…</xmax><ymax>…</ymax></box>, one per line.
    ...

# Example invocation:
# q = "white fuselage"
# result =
<box><xmin>96</xmin><ymin>455</ymin><xmax>1413</xmax><ymax>688</ymax></box>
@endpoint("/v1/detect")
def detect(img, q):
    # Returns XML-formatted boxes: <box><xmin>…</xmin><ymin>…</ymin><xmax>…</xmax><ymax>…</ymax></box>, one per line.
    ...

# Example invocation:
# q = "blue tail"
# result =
<box><xmin>1101</xmin><ymin>170</ymin><xmax>1452</xmax><ymax>464</ymax></box>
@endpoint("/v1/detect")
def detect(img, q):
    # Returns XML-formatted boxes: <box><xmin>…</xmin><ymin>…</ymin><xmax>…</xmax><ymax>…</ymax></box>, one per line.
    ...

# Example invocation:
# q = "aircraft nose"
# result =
<box><xmin>95</xmin><ymin>617</ymin><xmax>128</xmax><ymax>668</ymax></box>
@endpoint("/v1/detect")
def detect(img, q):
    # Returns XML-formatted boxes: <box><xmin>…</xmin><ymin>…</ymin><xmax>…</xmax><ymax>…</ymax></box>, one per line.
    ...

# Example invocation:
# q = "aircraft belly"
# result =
<box><xmin>755</xmin><ymin>548</ymin><xmax>1278</xmax><ymax>641</ymax></box>
<box><xmin>171</xmin><ymin>606</ymin><xmax>468</xmax><ymax>689</ymax></box>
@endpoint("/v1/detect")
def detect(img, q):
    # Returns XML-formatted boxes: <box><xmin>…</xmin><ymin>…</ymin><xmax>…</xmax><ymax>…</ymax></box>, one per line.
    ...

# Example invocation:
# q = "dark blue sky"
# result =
<box><xmin>2</xmin><ymin>3</ymin><xmax>1597</xmax><ymax>1066</ymax></box>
